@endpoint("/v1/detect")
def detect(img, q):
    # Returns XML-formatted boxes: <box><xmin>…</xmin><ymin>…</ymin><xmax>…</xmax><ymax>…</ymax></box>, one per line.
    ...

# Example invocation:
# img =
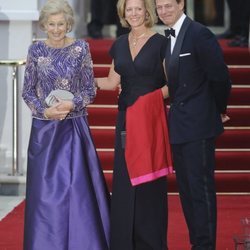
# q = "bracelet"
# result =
<box><xmin>44</xmin><ymin>110</ymin><xmax>49</xmax><ymax>119</ymax></box>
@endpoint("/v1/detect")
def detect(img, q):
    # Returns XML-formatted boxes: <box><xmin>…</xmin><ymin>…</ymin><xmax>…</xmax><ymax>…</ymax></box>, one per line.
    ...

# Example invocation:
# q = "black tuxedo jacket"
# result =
<box><xmin>165</xmin><ymin>17</ymin><xmax>231</xmax><ymax>144</ymax></box>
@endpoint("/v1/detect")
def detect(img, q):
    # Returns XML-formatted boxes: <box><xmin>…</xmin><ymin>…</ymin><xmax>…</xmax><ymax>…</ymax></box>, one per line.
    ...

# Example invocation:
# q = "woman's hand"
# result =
<box><xmin>44</xmin><ymin>98</ymin><xmax>73</xmax><ymax>120</ymax></box>
<box><xmin>95</xmin><ymin>61</ymin><xmax>121</xmax><ymax>91</ymax></box>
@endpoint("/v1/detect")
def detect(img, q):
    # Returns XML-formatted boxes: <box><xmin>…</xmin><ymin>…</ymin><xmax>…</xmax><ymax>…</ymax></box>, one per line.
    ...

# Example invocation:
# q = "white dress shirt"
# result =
<box><xmin>168</xmin><ymin>13</ymin><xmax>186</xmax><ymax>53</ymax></box>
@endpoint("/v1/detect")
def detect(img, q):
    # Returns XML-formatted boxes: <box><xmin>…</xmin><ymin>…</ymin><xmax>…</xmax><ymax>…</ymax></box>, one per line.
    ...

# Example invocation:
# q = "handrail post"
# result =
<box><xmin>0</xmin><ymin>60</ymin><xmax>26</xmax><ymax>176</ymax></box>
<box><xmin>12</xmin><ymin>65</ymin><xmax>19</xmax><ymax>175</ymax></box>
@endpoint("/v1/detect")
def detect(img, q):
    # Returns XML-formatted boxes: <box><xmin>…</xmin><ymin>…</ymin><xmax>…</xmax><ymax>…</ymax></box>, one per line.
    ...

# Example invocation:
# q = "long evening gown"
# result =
<box><xmin>22</xmin><ymin>39</ymin><xmax>110</xmax><ymax>250</ymax></box>
<box><xmin>109</xmin><ymin>33</ymin><xmax>169</xmax><ymax>250</ymax></box>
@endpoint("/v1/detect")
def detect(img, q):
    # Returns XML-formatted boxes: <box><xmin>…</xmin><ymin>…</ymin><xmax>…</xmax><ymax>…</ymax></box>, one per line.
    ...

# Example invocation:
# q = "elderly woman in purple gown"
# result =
<box><xmin>22</xmin><ymin>0</ymin><xmax>110</xmax><ymax>249</ymax></box>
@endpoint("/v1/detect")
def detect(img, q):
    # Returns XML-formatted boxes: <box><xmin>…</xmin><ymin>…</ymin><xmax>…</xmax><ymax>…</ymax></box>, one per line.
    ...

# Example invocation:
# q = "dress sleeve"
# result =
<box><xmin>72</xmin><ymin>42</ymin><xmax>96</xmax><ymax>111</ymax></box>
<box><xmin>22</xmin><ymin>44</ymin><xmax>45</xmax><ymax>116</ymax></box>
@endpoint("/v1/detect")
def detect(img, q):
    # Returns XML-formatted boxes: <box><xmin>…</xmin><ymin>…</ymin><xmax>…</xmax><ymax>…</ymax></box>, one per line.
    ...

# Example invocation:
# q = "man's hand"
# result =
<box><xmin>221</xmin><ymin>114</ymin><xmax>230</xmax><ymax>123</ymax></box>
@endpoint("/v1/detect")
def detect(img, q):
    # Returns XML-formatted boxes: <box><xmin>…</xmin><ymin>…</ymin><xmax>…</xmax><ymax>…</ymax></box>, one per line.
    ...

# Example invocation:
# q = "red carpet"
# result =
<box><xmin>0</xmin><ymin>195</ymin><xmax>249</xmax><ymax>250</ymax></box>
<box><xmin>168</xmin><ymin>195</ymin><xmax>250</xmax><ymax>250</ymax></box>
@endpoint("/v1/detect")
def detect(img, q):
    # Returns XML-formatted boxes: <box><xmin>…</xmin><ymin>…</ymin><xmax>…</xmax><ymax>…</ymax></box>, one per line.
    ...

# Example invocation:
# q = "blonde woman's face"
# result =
<box><xmin>125</xmin><ymin>0</ymin><xmax>147</xmax><ymax>28</ymax></box>
<box><xmin>45</xmin><ymin>13</ymin><xmax>68</xmax><ymax>42</ymax></box>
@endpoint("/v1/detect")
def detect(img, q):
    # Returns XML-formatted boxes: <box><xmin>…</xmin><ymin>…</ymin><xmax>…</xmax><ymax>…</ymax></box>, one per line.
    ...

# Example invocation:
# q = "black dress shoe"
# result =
<box><xmin>228</xmin><ymin>36</ymin><xmax>248</xmax><ymax>48</ymax></box>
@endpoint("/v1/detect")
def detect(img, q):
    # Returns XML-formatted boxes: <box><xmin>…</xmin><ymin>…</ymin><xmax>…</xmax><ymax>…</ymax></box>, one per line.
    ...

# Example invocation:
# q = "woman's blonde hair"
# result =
<box><xmin>117</xmin><ymin>0</ymin><xmax>158</xmax><ymax>28</ymax></box>
<box><xmin>39</xmin><ymin>0</ymin><xmax>74</xmax><ymax>32</ymax></box>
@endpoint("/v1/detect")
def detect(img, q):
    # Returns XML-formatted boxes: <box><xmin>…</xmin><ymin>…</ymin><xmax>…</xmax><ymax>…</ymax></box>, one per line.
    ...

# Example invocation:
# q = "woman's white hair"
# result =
<box><xmin>39</xmin><ymin>0</ymin><xmax>74</xmax><ymax>32</ymax></box>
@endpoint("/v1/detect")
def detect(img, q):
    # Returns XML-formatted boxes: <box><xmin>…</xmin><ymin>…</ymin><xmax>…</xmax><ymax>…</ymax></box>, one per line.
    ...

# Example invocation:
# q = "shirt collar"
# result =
<box><xmin>168</xmin><ymin>13</ymin><xmax>186</xmax><ymax>39</ymax></box>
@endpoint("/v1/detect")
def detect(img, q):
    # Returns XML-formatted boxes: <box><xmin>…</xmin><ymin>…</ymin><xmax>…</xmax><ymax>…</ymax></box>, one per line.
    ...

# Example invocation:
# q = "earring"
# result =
<box><xmin>67</xmin><ymin>25</ymin><xmax>72</xmax><ymax>33</ymax></box>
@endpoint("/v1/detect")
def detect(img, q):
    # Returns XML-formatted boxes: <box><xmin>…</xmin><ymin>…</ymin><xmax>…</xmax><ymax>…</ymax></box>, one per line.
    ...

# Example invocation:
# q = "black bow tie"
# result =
<box><xmin>165</xmin><ymin>28</ymin><xmax>175</xmax><ymax>38</ymax></box>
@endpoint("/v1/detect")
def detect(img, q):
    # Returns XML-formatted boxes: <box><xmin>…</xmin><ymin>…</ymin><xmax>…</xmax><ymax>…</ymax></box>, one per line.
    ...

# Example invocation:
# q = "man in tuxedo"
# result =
<box><xmin>155</xmin><ymin>0</ymin><xmax>231</xmax><ymax>249</ymax></box>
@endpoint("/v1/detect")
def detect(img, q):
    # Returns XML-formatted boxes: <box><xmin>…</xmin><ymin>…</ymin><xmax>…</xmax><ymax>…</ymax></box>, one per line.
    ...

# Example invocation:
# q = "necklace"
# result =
<box><xmin>130</xmin><ymin>31</ymin><xmax>147</xmax><ymax>47</ymax></box>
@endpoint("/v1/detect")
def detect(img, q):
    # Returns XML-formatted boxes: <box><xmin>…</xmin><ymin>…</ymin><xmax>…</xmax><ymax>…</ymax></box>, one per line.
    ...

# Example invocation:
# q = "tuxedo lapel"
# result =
<box><xmin>167</xmin><ymin>17</ymin><xmax>192</xmax><ymax>89</ymax></box>
<box><xmin>165</xmin><ymin>38</ymin><xmax>171</xmax><ymax>78</ymax></box>
<box><xmin>172</xmin><ymin>17</ymin><xmax>192</xmax><ymax>59</ymax></box>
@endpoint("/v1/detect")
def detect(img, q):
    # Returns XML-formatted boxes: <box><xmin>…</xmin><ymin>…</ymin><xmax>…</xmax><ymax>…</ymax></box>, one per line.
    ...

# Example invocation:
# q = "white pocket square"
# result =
<box><xmin>179</xmin><ymin>53</ymin><xmax>191</xmax><ymax>57</ymax></box>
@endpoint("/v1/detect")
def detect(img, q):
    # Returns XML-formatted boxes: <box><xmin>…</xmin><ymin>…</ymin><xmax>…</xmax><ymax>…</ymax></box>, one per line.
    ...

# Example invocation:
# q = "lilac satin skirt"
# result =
<box><xmin>24</xmin><ymin>117</ymin><xmax>110</xmax><ymax>250</ymax></box>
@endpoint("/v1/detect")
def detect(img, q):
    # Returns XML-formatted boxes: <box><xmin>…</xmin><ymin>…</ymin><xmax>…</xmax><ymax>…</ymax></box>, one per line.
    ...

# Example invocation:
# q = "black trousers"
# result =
<box><xmin>172</xmin><ymin>138</ymin><xmax>217</xmax><ymax>250</ymax></box>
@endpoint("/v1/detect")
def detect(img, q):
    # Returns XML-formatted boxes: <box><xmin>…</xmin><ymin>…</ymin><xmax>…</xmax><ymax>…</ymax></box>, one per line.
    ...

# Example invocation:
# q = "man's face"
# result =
<box><xmin>155</xmin><ymin>0</ymin><xmax>184</xmax><ymax>27</ymax></box>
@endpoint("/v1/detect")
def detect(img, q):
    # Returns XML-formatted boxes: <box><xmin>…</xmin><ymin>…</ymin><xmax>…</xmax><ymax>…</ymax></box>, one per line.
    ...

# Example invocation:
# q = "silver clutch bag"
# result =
<box><xmin>45</xmin><ymin>89</ymin><xmax>74</xmax><ymax>107</ymax></box>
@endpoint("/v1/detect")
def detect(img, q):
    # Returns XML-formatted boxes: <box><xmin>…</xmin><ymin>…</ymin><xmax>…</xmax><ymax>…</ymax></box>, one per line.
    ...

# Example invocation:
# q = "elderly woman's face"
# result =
<box><xmin>45</xmin><ymin>13</ymin><xmax>68</xmax><ymax>42</ymax></box>
<box><xmin>125</xmin><ymin>0</ymin><xmax>146</xmax><ymax>28</ymax></box>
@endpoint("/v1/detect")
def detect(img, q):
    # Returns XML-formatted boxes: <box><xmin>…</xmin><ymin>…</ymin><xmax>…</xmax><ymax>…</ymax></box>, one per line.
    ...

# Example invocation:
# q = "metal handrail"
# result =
<box><xmin>0</xmin><ymin>59</ymin><xmax>26</xmax><ymax>176</ymax></box>
<box><xmin>0</xmin><ymin>60</ymin><xmax>26</xmax><ymax>66</ymax></box>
